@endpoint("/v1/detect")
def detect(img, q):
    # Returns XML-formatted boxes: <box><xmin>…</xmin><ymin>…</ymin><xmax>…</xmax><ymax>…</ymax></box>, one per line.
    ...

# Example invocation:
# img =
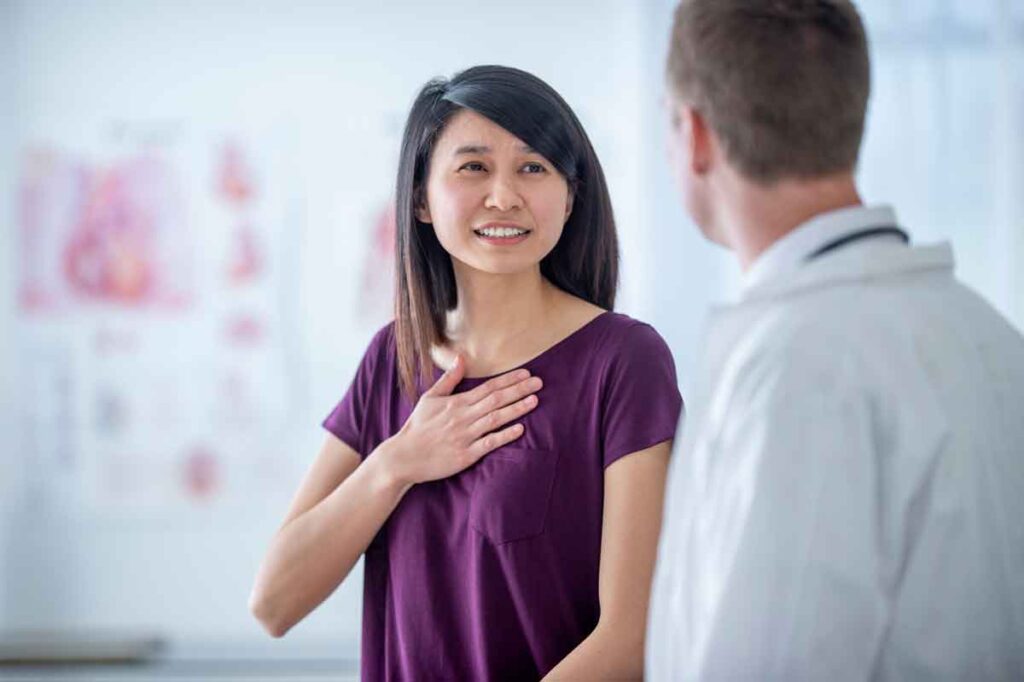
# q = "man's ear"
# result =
<box><xmin>679</xmin><ymin>104</ymin><xmax>712</xmax><ymax>176</ymax></box>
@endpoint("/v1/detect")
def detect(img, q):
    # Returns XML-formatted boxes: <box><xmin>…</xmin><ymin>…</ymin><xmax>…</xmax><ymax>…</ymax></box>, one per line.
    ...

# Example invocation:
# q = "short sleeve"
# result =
<box><xmin>322</xmin><ymin>324</ymin><xmax>393</xmax><ymax>458</ymax></box>
<box><xmin>601</xmin><ymin>323</ymin><xmax>684</xmax><ymax>468</ymax></box>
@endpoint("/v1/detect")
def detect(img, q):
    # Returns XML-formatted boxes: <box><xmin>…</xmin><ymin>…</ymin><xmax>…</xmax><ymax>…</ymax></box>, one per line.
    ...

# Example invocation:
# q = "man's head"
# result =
<box><xmin>666</xmin><ymin>0</ymin><xmax>870</xmax><ymax>243</ymax></box>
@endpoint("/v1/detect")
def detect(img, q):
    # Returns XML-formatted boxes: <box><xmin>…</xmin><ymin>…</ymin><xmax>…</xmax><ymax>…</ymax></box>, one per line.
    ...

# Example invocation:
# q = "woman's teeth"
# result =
<box><xmin>475</xmin><ymin>227</ymin><xmax>528</xmax><ymax>238</ymax></box>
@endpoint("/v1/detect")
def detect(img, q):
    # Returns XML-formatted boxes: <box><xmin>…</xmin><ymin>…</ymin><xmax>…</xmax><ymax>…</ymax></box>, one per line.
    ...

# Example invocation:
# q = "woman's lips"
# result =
<box><xmin>473</xmin><ymin>226</ymin><xmax>531</xmax><ymax>246</ymax></box>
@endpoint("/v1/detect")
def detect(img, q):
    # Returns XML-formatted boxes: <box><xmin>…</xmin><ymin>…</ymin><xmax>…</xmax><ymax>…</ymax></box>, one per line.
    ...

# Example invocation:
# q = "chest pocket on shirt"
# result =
<box><xmin>469</xmin><ymin>447</ymin><xmax>559</xmax><ymax>545</ymax></box>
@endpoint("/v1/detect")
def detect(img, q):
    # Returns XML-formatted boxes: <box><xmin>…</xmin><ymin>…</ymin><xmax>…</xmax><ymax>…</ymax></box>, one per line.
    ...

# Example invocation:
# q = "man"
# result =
<box><xmin>646</xmin><ymin>1</ymin><xmax>1024</xmax><ymax>679</ymax></box>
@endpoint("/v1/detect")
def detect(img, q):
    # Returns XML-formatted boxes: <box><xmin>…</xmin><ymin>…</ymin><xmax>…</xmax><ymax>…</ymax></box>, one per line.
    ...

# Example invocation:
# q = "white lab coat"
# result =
<box><xmin>647</xmin><ymin>215</ymin><xmax>1024</xmax><ymax>680</ymax></box>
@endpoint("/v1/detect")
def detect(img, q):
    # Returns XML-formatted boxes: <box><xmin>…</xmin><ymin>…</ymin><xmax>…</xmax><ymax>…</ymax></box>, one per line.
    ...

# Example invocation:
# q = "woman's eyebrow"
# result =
<box><xmin>452</xmin><ymin>144</ymin><xmax>537</xmax><ymax>156</ymax></box>
<box><xmin>454</xmin><ymin>144</ymin><xmax>489</xmax><ymax>156</ymax></box>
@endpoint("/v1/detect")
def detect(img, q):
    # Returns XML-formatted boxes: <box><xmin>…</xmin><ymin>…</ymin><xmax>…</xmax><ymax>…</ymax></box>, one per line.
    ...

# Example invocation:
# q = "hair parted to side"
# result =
<box><xmin>667</xmin><ymin>0</ymin><xmax>871</xmax><ymax>183</ymax></box>
<box><xmin>393</xmin><ymin>65</ymin><xmax>619</xmax><ymax>399</ymax></box>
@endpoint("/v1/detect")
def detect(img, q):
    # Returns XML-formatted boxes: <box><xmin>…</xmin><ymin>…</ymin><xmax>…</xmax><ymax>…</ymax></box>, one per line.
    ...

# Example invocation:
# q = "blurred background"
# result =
<box><xmin>1</xmin><ymin>0</ymin><xmax>1022</xmax><ymax>677</ymax></box>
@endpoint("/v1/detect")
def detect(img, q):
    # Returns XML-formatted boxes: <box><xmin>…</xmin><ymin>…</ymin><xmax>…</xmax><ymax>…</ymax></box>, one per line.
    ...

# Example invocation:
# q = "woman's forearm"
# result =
<box><xmin>251</xmin><ymin>363</ymin><xmax>543</xmax><ymax>638</ymax></box>
<box><xmin>541</xmin><ymin>621</ymin><xmax>644</xmax><ymax>681</ymax></box>
<box><xmin>249</xmin><ymin>440</ymin><xmax>411</xmax><ymax>637</ymax></box>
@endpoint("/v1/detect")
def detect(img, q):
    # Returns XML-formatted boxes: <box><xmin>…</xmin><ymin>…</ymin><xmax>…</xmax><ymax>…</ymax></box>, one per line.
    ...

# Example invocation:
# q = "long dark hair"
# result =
<box><xmin>394</xmin><ymin>65</ymin><xmax>619</xmax><ymax>398</ymax></box>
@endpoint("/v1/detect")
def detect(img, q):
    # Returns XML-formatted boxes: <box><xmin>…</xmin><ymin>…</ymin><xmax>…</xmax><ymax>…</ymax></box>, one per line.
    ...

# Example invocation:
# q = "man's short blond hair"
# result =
<box><xmin>668</xmin><ymin>0</ymin><xmax>871</xmax><ymax>183</ymax></box>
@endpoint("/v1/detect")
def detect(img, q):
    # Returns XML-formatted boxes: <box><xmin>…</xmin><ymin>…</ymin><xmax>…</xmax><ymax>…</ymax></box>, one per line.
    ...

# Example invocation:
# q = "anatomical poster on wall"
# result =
<box><xmin>14</xmin><ymin>120</ymin><xmax>306</xmax><ymax>514</ymax></box>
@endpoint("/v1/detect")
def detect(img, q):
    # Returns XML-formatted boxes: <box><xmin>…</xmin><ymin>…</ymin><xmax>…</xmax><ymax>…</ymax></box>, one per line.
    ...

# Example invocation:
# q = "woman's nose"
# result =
<box><xmin>483</xmin><ymin>174</ymin><xmax>523</xmax><ymax>212</ymax></box>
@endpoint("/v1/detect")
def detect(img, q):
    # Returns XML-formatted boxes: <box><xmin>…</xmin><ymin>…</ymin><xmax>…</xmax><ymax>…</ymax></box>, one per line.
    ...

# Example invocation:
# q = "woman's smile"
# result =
<box><xmin>473</xmin><ymin>223</ymin><xmax>532</xmax><ymax>246</ymax></box>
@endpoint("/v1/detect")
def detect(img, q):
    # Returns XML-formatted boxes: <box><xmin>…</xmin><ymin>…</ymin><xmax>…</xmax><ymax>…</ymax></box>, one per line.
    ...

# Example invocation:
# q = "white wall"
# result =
<box><xmin>1</xmin><ymin>0</ymin><xmax>23</xmax><ymax>632</ymax></box>
<box><xmin>858</xmin><ymin>0</ymin><xmax>1024</xmax><ymax>329</ymax></box>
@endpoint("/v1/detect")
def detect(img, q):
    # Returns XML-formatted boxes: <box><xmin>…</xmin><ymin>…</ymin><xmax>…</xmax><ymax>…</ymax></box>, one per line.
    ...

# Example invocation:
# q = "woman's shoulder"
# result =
<box><xmin>591</xmin><ymin>311</ymin><xmax>672</xmax><ymax>350</ymax></box>
<box><xmin>369</xmin><ymin>320</ymin><xmax>397</xmax><ymax>349</ymax></box>
<box><xmin>584</xmin><ymin>312</ymin><xmax>677</xmax><ymax>384</ymax></box>
<box><xmin>594</xmin><ymin>313</ymin><xmax>681</xmax><ymax>408</ymax></box>
<box><xmin>355</xmin><ymin>320</ymin><xmax>399</xmax><ymax>373</ymax></box>
<box><xmin>550</xmin><ymin>288</ymin><xmax>673</xmax><ymax>358</ymax></box>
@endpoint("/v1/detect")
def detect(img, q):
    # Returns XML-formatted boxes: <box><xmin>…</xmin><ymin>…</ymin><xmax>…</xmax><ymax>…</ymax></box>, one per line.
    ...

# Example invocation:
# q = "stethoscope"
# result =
<box><xmin>806</xmin><ymin>226</ymin><xmax>910</xmax><ymax>261</ymax></box>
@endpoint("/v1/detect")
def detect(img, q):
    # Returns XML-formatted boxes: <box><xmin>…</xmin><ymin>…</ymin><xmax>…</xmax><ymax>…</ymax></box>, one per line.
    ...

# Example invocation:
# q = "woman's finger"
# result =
<box><xmin>465</xmin><ymin>423</ymin><xmax>525</xmax><ymax>462</ymax></box>
<box><xmin>425</xmin><ymin>354</ymin><xmax>466</xmax><ymax>397</ymax></box>
<box><xmin>468</xmin><ymin>394</ymin><xmax>539</xmax><ymax>439</ymax></box>
<box><xmin>460</xmin><ymin>368</ymin><xmax>532</xmax><ymax>405</ymax></box>
<box><xmin>466</xmin><ymin>376</ymin><xmax>543</xmax><ymax>419</ymax></box>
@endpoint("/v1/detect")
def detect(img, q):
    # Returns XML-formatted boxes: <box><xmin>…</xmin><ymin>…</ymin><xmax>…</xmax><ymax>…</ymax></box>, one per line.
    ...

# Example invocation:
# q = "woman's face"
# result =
<box><xmin>418</xmin><ymin>109</ymin><xmax>574</xmax><ymax>277</ymax></box>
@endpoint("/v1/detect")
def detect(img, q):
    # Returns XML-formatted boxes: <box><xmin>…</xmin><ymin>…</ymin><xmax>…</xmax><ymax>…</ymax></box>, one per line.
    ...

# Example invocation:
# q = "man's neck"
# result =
<box><xmin>715</xmin><ymin>170</ymin><xmax>863</xmax><ymax>272</ymax></box>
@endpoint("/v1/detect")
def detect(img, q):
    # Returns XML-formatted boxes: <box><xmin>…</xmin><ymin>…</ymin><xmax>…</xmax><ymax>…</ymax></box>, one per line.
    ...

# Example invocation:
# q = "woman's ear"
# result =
<box><xmin>563</xmin><ymin>190</ymin><xmax>574</xmax><ymax>223</ymax></box>
<box><xmin>415</xmin><ymin>192</ymin><xmax>432</xmax><ymax>224</ymax></box>
<box><xmin>416</xmin><ymin>206</ymin><xmax>432</xmax><ymax>224</ymax></box>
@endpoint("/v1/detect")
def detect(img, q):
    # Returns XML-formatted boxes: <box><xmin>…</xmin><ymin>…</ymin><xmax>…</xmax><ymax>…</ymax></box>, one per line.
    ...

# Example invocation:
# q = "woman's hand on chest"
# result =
<box><xmin>380</xmin><ymin>354</ymin><xmax>543</xmax><ymax>487</ymax></box>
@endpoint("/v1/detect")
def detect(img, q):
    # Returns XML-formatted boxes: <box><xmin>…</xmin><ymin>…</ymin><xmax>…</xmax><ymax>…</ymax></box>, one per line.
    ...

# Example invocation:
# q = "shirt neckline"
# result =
<box><xmin>433</xmin><ymin>310</ymin><xmax>613</xmax><ymax>385</ymax></box>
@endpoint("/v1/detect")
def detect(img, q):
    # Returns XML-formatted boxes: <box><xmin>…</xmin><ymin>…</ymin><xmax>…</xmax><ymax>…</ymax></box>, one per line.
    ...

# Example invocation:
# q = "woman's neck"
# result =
<box><xmin>441</xmin><ymin>264</ymin><xmax>559</xmax><ymax>375</ymax></box>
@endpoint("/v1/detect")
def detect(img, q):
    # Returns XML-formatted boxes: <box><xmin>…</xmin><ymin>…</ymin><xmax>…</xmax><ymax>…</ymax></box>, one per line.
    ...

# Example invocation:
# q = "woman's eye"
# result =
<box><xmin>459</xmin><ymin>162</ymin><xmax>486</xmax><ymax>172</ymax></box>
<box><xmin>522</xmin><ymin>162</ymin><xmax>546</xmax><ymax>174</ymax></box>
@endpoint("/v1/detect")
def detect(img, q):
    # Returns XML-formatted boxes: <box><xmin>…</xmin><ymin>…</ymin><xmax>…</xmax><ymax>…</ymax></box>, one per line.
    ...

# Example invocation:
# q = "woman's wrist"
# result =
<box><xmin>368</xmin><ymin>435</ymin><xmax>415</xmax><ymax>497</ymax></box>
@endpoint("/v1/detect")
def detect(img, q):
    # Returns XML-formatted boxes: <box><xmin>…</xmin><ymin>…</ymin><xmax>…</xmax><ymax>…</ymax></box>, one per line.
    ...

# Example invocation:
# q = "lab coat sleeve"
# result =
<box><xmin>694</xmin><ymin>347</ymin><xmax>888</xmax><ymax>680</ymax></box>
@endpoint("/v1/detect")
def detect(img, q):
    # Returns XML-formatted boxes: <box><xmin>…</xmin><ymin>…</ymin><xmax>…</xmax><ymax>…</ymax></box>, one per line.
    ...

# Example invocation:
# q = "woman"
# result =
<box><xmin>250</xmin><ymin>65</ymin><xmax>683</xmax><ymax>681</ymax></box>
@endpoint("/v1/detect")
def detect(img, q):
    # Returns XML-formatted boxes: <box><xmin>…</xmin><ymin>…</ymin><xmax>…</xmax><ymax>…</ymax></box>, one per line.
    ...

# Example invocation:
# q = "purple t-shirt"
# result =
<box><xmin>323</xmin><ymin>311</ymin><xmax>682</xmax><ymax>681</ymax></box>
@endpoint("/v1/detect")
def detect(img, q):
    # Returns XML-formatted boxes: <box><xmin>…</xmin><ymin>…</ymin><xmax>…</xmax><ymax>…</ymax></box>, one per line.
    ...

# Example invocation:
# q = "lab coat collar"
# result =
<box><xmin>696</xmin><ymin>236</ymin><xmax>956</xmax><ymax>403</ymax></box>
<box><xmin>739</xmin><ymin>240</ymin><xmax>955</xmax><ymax>305</ymax></box>
<box><xmin>742</xmin><ymin>204</ymin><xmax>901</xmax><ymax>292</ymax></box>
<box><xmin>735</xmin><ymin>204</ymin><xmax>954</xmax><ymax>305</ymax></box>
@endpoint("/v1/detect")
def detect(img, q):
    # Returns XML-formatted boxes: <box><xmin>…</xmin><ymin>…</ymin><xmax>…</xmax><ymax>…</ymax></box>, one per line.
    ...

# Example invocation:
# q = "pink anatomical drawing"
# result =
<box><xmin>227</xmin><ymin>225</ymin><xmax>265</xmax><ymax>285</ymax></box>
<box><xmin>215</xmin><ymin>140</ymin><xmax>257</xmax><ymax>207</ymax></box>
<box><xmin>183</xmin><ymin>444</ymin><xmax>221</xmax><ymax>501</ymax></box>
<box><xmin>15</xmin><ymin>128</ymin><xmax>301</xmax><ymax>513</ymax></box>
<box><xmin>217</xmin><ymin>141</ymin><xmax>267</xmax><ymax>287</ymax></box>
<box><xmin>19</xmin><ymin>148</ymin><xmax>194</xmax><ymax>313</ymax></box>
